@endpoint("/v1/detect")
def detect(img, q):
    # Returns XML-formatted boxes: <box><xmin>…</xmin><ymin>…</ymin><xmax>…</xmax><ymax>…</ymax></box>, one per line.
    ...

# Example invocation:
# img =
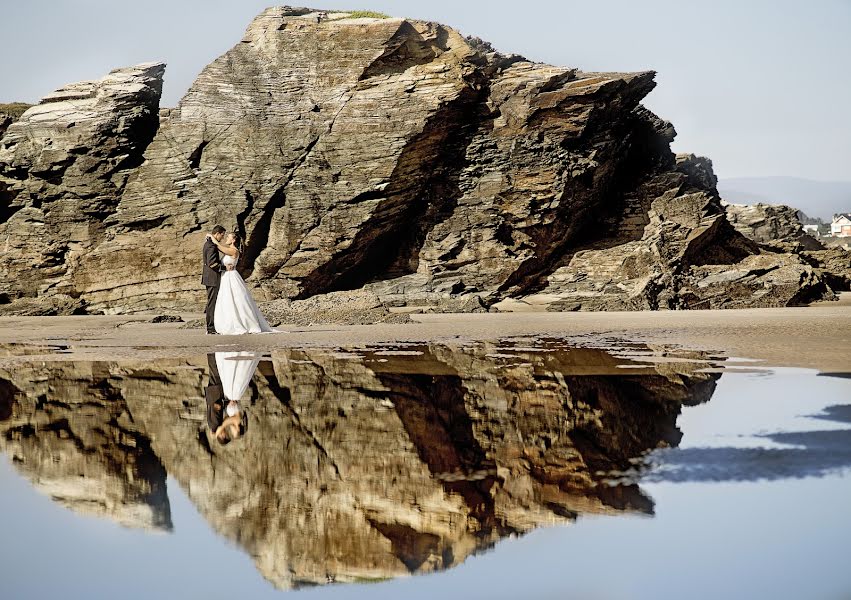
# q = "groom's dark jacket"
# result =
<box><xmin>201</xmin><ymin>238</ymin><xmax>223</xmax><ymax>287</ymax></box>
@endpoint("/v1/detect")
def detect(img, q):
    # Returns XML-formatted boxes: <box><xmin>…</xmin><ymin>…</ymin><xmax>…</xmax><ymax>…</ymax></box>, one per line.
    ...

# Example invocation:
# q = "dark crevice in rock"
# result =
<box><xmin>243</xmin><ymin>186</ymin><xmax>285</xmax><ymax>278</ymax></box>
<box><xmin>235</xmin><ymin>189</ymin><xmax>255</xmax><ymax>243</ymax></box>
<box><xmin>235</xmin><ymin>189</ymin><xmax>256</xmax><ymax>273</ymax></box>
<box><xmin>261</xmin><ymin>364</ymin><xmax>341</xmax><ymax>479</ymax></box>
<box><xmin>367</xmin><ymin>519</ymin><xmax>444</xmax><ymax>572</ymax></box>
<box><xmin>121</xmin><ymin>215</ymin><xmax>168</xmax><ymax>232</ymax></box>
<box><xmin>495</xmin><ymin>87</ymin><xmax>666</xmax><ymax>300</ymax></box>
<box><xmin>0</xmin><ymin>378</ymin><xmax>20</xmax><ymax>422</ymax></box>
<box><xmin>0</xmin><ymin>181</ymin><xmax>22</xmax><ymax>225</ymax></box>
<box><xmin>682</xmin><ymin>216</ymin><xmax>757</xmax><ymax>268</ymax></box>
<box><xmin>375</xmin><ymin>368</ymin><xmax>502</xmax><ymax>530</ymax></box>
<box><xmin>112</xmin><ymin>106</ymin><xmax>163</xmax><ymax>176</ymax></box>
<box><xmin>244</xmin><ymin>136</ymin><xmax>320</xmax><ymax>279</ymax></box>
<box><xmin>188</xmin><ymin>140</ymin><xmax>208</xmax><ymax>170</ymax></box>
<box><xmin>296</xmin><ymin>82</ymin><xmax>488</xmax><ymax>298</ymax></box>
<box><xmin>197</xmin><ymin>427</ymin><xmax>215</xmax><ymax>457</ymax></box>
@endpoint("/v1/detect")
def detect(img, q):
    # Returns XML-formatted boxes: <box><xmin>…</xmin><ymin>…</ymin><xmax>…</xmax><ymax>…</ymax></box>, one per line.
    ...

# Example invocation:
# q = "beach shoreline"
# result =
<box><xmin>1</xmin><ymin>301</ymin><xmax>849</xmax><ymax>373</ymax></box>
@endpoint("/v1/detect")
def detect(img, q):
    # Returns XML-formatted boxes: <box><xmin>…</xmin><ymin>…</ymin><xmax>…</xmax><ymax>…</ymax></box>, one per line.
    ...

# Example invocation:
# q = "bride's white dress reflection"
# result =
<box><xmin>215</xmin><ymin>351</ymin><xmax>262</xmax><ymax>400</ymax></box>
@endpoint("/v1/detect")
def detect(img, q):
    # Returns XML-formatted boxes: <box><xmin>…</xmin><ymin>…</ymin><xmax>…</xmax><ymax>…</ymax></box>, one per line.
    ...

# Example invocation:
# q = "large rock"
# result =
<box><xmin>720</xmin><ymin>202</ymin><xmax>851</xmax><ymax>302</ymax></box>
<box><xmin>0</xmin><ymin>63</ymin><xmax>165</xmax><ymax>313</ymax></box>
<box><xmin>509</xmin><ymin>154</ymin><xmax>846</xmax><ymax>310</ymax></box>
<box><xmin>803</xmin><ymin>246</ymin><xmax>851</xmax><ymax>291</ymax></box>
<box><xmin>0</xmin><ymin>8</ymin><xmax>840</xmax><ymax>313</ymax></box>
<box><xmin>725</xmin><ymin>202</ymin><xmax>823</xmax><ymax>251</ymax></box>
<box><xmin>0</xmin><ymin>341</ymin><xmax>718</xmax><ymax>588</ymax></box>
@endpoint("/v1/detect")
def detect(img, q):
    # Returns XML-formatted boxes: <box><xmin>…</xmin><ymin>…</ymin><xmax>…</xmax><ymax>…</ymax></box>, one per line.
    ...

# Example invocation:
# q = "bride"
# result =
<box><xmin>206</xmin><ymin>231</ymin><xmax>277</xmax><ymax>335</ymax></box>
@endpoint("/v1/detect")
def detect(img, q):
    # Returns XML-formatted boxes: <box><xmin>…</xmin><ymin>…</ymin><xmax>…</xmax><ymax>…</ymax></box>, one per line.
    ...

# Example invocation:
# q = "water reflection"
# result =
<box><xmin>640</xmin><ymin>425</ymin><xmax>851</xmax><ymax>483</ymax></box>
<box><xmin>0</xmin><ymin>363</ymin><xmax>171</xmax><ymax>531</ymax></box>
<box><xmin>207</xmin><ymin>352</ymin><xmax>262</xmax><ymax>445</ymax></box>
<box><xmin>0</xmin><ymin>341</ymin><xmax>719</xmax><ymax>589</ymax></box>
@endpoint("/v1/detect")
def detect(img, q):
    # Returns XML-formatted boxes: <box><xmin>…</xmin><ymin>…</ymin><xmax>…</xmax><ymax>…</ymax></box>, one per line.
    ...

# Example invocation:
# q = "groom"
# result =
<box><xmin>202</xmin><ymin>225</ymin><xmax>227</xmax><ymax>334</ymax></box>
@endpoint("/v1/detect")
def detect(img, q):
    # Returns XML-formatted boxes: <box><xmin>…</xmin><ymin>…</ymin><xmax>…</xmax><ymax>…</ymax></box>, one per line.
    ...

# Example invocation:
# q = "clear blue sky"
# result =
<box><xmin>1</xmin><ymin>1</ymin><xmax>849</xmax><ymax>181</ymax></box>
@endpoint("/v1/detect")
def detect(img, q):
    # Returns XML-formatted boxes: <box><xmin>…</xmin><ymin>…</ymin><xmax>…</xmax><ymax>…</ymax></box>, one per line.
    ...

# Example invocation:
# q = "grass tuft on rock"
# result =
<box><xmin>336</xmin><ymin>10</ymin><xmax>391</xmax><ymax>19</ymax></box>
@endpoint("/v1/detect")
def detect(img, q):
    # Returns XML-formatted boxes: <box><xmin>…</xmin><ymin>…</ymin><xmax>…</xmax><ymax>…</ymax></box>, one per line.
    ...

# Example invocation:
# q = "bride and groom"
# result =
<box><xmin>202</xmin><ymin>224</ymin><xmax>276</xmax><ymax>335</ymax></box>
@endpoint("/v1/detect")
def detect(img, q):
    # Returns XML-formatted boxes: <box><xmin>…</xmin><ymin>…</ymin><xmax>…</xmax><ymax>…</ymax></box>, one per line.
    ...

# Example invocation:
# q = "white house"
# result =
<box><xmin>831</xmin><ymin>213</ymin><xmax>851</xmax><ymax>237</ymax></box>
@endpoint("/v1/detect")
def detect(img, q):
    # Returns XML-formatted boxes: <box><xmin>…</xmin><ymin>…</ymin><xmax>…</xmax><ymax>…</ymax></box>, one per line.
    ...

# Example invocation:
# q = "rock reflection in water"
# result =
<box><xmin>0</xmin><ymin>341</ymin><xmax>718</xmax><ymax>589</ymax></box>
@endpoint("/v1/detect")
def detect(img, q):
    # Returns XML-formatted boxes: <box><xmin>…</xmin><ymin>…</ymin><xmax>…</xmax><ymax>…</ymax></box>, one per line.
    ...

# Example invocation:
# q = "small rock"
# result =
<box><xmin>149</xmin><ymin>314</ymin><xmax>183</xmax><ymax>323</ymax></box>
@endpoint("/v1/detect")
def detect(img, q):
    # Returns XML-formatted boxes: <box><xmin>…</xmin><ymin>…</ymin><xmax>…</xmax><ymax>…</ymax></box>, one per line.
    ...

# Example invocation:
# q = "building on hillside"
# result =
<box><xmin>802</xmin><ymin>224</ymin><xmax>820</xmax><ymax>237</ymax></box>
<box><xmin>831</xmin><ymin>214</ymin><xmax>851</xmax><ymax>237</ymax></box>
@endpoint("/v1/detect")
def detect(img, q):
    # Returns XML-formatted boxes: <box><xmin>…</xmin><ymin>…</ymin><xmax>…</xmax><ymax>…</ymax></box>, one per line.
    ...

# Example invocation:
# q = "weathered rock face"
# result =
<box><xmin>0</xmin><ymin>63</ymin><xmax>164</xmax><ymax>313</ymax></box>
<box><xmin>0</xmin><ymin>342</ymin><xmax>717</xmax><ymax>588</ymax></box>
<box><xmin>803</xmin><ymin>246</ymin><xmax>851</xmax><ymax>291</ymax></box>
<box><xmin>0</xmin><ymin>8</ymin><xmax>842</xmax><ymax>314</ymax></box>
<box><xmin>511</xmin><ymin>154</ymin><xmax>847</xmax><ymax>310</ymax></box>
<box><xmin>725</xmin><ymin>202</ymin><xmax>823</xmax><ymax>251</ymax></box>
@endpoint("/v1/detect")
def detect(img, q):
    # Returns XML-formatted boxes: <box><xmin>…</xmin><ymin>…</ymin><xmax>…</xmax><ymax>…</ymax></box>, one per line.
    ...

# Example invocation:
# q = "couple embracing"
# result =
<box><xmin>202</xmin><ymin>225</ymin><xmax>276</xmax><ymax>335</ymax></box>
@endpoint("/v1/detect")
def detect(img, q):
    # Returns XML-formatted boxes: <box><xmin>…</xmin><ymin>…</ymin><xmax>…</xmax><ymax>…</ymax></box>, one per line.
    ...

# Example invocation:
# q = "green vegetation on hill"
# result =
<box><xmin>0</xmin><ymin>102</ymin><xmax>33</xmax><ymax>119</ymax></box>
<box><xmin>335</xmin><ymin>10</ymin><xmax>391</xmax><ymax>19</ymax></box>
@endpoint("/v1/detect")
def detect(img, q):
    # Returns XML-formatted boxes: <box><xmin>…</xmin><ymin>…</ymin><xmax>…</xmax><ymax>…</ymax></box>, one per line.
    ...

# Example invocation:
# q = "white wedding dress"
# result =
<box><xmin>215</xmin><ymin>351</ymin><xmax>262</xmax><ymax>400</ymax></box>
<box><xmin>214</xmin><ymin>253</ymin><xmax>276</xmax><ymax>335</ymax></box>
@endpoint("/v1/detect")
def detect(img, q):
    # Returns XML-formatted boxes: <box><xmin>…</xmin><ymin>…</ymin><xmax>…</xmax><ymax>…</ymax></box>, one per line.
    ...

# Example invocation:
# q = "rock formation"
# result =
<box><xmin>0</xmin><ymin>341</ymin><xmax>718</xmax><ymax>588</ymax></box>
<box><xmin>0</xmin><ymin>7</ymin><xmax>846</xmax><ymax>315</ymax></box>
<box><xmin>725</xmin><ymin>202</ymin><xmax>823</xmax><ymax>251</ymax></box>
<box><xmin>0</xmin><ymin>63</ymin><xmax>164</xmax><ymax>313</ymax></box>
<box><xmin>716</xmin><ymin>202</ymin><xmax>851</xmax><ymax>307</ymax></box>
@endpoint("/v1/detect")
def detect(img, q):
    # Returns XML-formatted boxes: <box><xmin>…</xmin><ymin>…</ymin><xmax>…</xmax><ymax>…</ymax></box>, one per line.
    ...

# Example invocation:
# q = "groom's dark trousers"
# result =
<box><xmin>201</xmin><ymin>238</ymin><xmax>223</xmax><ymax>333</ymax></box>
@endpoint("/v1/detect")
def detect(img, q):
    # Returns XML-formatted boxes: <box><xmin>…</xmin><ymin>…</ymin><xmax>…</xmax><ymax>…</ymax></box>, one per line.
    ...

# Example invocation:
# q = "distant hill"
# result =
<box><xmin>717</xmin><ymin>176</ymin><xmax>851</xmax><ymax>222</ymax></box>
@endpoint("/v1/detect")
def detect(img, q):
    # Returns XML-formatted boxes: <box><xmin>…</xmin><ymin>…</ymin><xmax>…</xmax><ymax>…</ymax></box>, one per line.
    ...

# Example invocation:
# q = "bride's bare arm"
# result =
<box><xmin>206</xmin><ymin>235</ymin><xmax>238</xmax><ymax>257</ymax></box>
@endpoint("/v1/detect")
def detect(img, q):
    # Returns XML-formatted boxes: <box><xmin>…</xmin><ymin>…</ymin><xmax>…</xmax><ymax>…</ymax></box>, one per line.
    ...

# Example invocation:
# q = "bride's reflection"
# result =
<box><xmin>205</xmin><ymin>352</ymin><xmax>262</xmax><ymax>445</ymax></box>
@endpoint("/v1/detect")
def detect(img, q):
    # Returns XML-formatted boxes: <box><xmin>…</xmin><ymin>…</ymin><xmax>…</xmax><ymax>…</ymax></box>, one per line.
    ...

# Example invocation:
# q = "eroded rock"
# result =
<box><xmin>0</xmin><ymin>63</ymin><xmax>165</xmax><ymax>312</ymax></box>
<box><xmin>0</xmin><ymin>8</ymin><xmax>842</xmax><ymax>314</ymax></box>
<box><xmin>725</xmin><ymin>202</ymin><xmax>823</xmax><ymax>251</ymax></box>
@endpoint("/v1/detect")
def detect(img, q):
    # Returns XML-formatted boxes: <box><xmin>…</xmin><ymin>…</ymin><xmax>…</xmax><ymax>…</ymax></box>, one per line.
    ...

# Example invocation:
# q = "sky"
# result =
<box><xmin>1</xmin><ymin>0</ymin><xmax>849</xmax><ymax>181</ymax></box>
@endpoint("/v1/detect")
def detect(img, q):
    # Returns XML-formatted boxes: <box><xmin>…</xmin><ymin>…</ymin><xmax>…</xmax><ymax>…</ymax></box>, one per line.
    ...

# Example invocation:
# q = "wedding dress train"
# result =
<box><xmin>214</xmin><ymin>253</ymin><xmax>276</xmax><ymax>335</ymax></box>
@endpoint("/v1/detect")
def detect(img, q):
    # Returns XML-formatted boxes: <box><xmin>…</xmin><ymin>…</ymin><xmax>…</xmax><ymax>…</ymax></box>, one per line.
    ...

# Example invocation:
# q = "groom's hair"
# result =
<box><xmin>211</xmin><ymin>225</ymin><xmax>226</xmax><ymax>235</ymax></box>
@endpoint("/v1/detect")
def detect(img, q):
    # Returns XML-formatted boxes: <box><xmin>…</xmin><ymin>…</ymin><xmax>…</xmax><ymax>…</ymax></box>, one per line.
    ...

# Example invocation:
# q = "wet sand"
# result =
<box><xmin>1</xmin><ymin>300</ymin><xmax>849</xmax><ymax>372</ymax></box>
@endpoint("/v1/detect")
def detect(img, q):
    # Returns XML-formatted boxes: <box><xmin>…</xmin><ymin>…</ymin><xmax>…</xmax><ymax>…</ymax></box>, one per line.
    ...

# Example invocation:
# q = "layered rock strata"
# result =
<box><xmin>0</xmin><ymin>8</ymin><xmax>844</xmax><ymax>314</ymax></box>
<box><xmin>511</xmin><ymin>155</ymin><xmax>847</xmax><ymax>310</ymax></box>
<box><xmin>0</xmin><ymin>341</ymin><xmax>717</xmax><ymax>588</ymax></box>
<box><xmin>0</xmin><ymin>63</ymin><xmax>165</xmax><ymax>313</ymax></box>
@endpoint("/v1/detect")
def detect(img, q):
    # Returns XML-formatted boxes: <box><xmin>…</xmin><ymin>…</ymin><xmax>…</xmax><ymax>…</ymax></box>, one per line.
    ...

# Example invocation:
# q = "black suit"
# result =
<box><xmin>202</xmin><ymin>238</ymin><xmax>223</xmax><ymax>333</ymax></box>
<box><xmin>205</xmin><ymin>353</ymin><xmax>226</xmax><ymax>432</ymax></box>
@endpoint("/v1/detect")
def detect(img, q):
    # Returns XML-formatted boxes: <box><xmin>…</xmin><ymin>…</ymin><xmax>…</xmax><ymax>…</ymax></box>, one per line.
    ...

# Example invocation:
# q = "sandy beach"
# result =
<box><xmin>1</xmin><ymin>299</ymin><xmax>849</xmax><ymax>373</ymax></box>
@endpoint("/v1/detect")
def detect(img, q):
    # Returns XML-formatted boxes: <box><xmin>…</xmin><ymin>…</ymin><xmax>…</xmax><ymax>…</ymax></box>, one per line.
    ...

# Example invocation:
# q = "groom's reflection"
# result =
<box><xmin>205</xmin><ymin>352</ymin><xmax>257</xmax><ymax>445</ymax></box>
